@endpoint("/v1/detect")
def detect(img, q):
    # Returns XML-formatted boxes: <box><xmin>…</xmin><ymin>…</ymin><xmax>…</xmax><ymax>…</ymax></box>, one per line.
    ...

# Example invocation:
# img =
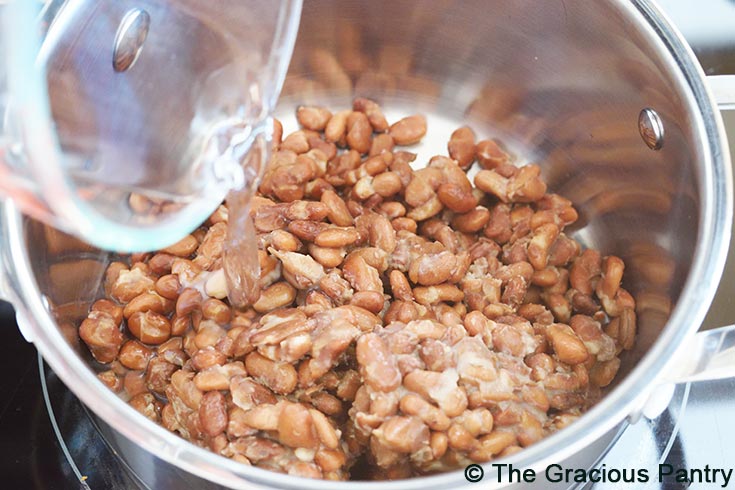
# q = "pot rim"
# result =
<box><xmin>2</xmin><ymin>1</ymin><xmax>731</xmax><ymax>488</ymax></box>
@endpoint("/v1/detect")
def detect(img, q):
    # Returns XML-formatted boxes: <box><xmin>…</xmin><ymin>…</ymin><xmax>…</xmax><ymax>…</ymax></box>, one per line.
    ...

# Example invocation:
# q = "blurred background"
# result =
<box><xmin>658</xmin><ymin>0</ymin><xmax>735</xmax><ymax>75</ymax></box>
<box><xmin>655</xmin><ymin>0</ymin><xmax>735</xmax><ymax>330</ymax></box>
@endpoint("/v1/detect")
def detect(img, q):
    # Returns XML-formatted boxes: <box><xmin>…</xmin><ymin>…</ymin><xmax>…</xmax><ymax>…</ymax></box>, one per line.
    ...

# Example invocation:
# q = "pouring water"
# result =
<box><xmin>0</xmin><ymin>0</ymin><xmax>301</xmax><ymax>305</ymax></box>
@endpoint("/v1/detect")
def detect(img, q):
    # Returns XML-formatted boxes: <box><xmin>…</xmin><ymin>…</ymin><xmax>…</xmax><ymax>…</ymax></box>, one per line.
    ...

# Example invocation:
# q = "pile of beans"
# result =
<box><xmin>79</xmin><ymin>98</ymin><xmax>637</xmax><ymax>480</ymax></box>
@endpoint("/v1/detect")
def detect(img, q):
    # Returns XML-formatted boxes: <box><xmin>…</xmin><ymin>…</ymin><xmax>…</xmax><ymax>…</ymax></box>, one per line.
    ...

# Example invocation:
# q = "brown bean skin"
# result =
<box><xmin>145</xmin><ymin>356</ymin><xmax>176</xmax><ymax>394</ymax></box>
<box><xmin>202</xmin><ymin>298</ymin><xmax>231</xmax><ymax>324</ymax></box>
<box><xmin>346</xmin><ymin>111</ymin><xmax>372</xmax><ymax>154</ymax></box>
<box><xmin>476</xmin><ymin>139</ymin><xmax>510</xmax><ymax>169</ymax></box>
<box><xmin>546</xmin><ymin>323</ymin><xmax>589</xmax><ymax>365</ymax></box>
<box><xmin>448</xmin><ymin>126</ymin><xmax>476</xmax><ymax>168</ymax></box>
<box><xmin>392</xmin><ymin>217</ymin><xmax>418</xmax><ymax>233</ymax></box>
<box><xmin>199</xmin><ymin>391</ymin><xmax>228</xmax><ymax>437</ymax></box>
<box><xmin>272</xmin><ymin>118</ymin><xmax>283</xmax><ymax>149</ymax></box>
<box><xmin>123</xmin><ymin>371</ymin><xmax>147</xmax><ymax>397</ymax></box>
<box><xmin>350</xmin><ymin>291</ymin><xmax>384</xmax><ymax>313</ymax></box>
<box><xmin>79</xmin><ymin>311</ymin><xmax>123</xmax><ymax>363</ymax></box>
<box><xmin>437</xmin><ymin>183</ymin><xmax>478</xmax><ymax>213</ymax></box>
<box><xmin>123</xmin><ymin>292</ymin><xmax>174</xmax><ymax>319</ymax></box>
<box><xmin>100</xmin><ymin>370</ymin><xmax>125</xmax><ymax>393</ymax></box>
<box><xmin>389</xmin><ymin>270</ymin><xmax>414</xmax><ymax>301</ymax></box>
<box><xmin>390</xmin><ymin>115</ymin><xmax>427</xmax><ymax>145</ymax></box>
<box><xmin>128</xmin><ymin>311</ymin><xmax>171</xmax><ymax>345</ymax></box>
<box><xmin>104</xmin><ymin>262</ymin><xmax>127</xmax><ymax>297</ymax></box>
<box><xmin>321</xmin><ymin>190</ymin><xmax>353</xmax><ymax>226</ymax></box>
<box><xmin>315</xmin><ymin>227</ymin><xmax>359</xmax><ymax>248</ymax></box>
<box><xmin>325</xmin><ymin>110</ymin><xmax>350</xmax><ymax>143</ymax></box>
<box><xmin>297</xmin><ymin>106</ymin><xmax>332</xmax><ymax>131</ymax></box>
<box><xmin>129</xmin><ymin>393</ymin><xmax>162</xmax><ymax>422</ymax></box>
<box><xmin>118</xmin><ymin>340</ymin><xmax>153</xmax><ymax>370</ymax></box>
<box><xmin>369</xmin><ymin>133</ymin><xmax>395</xmax><ymax>156</ymax></box>
<box><xmin>110</xmin><ymin>268</ymin><xmax>155</xmax><ymax>303</ymax></box>
<box><xmin>356</xmin><ymin>333</ymin><xmax>401</xmax><ymax>392</ymax></box>
<box><xmin>155</xmin><ymin>274</ymin><xmax>181</xmax><ymax>300</ymax></box>
<box><xmin>452</xmin><ymin>207</ymin><xmax>491</xmax><ymax>233</ymax></box>
<box><xmin>148</xmin><ymin>253</ymin><xmax>176</xmax><ymax>275</ymax></box>
<box><xmin>278</xmin><ymin>403</ymin><xmax>319</xmax><ymax>449</ymax></box>
<box><xmin>372</xmin><ymin>172</ymin><xmax>403</xmax><ymax>197</ymax></box>
<box><xmin>91</xmin><ymin>299</ymin><xmax>123</xmax><ymax>326</ymax></box>
<box><xmin>245</xmin><ymin>352</ymin><xmax>298</xmax><ymax>395</ymax></box>
<box><xmin>353</xmin><ymin>97</ymin><xmax>389</xmax><ymax>132</ymax></box>
<box><xmin>253</xmin><ymin>282</ymin><xmax>297</xmax><ymax>313</ymax></box>
<box><xmin>176</xmin><ymin>288</ymin><xmax>202</xmax><ymax>317</ymax></box>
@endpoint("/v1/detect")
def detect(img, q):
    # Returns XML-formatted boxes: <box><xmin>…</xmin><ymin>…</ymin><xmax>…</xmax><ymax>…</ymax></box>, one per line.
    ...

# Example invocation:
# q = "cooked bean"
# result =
<box><xmin>91</xmin><ymin>299</ymin><xmax>123</xmax><ymax>326</ymax></box>
<box><xmin>297</xmin><ymin>106</ymin><xmax>333</xmax><ymax>131</ymax></box>
<box><xmin>155</xmin><ymin>274</ymin><xmax>181</xmax><ymax>300</ymax></box>
<box><xmin>162</xmin><ymin>234</ymin><xmax>198</xmax><ymax>257</ymax></box>
<box><xmin>80</xmin><ymin>98</ymin><xmax>637</xmax><ymax>481</ymax></box>
<box><xmin>199</xmin><ymin>391</ymin><xmax>228</xmax><ymax>437</ymax></box>
<box><xmin>245</xmin><ymin>352</ymin><xmax>298</xmax><ymax>395</ymax></box>
<box><xmin>448</xmin><ymin>126</ymin><xmax>476</xmax><ymax>168</ymax></box>
<box><xmin>119</xmin><ymin>340</ymin><xmax>153</xmax><ymax>370</ymax></box>
<box><xmin>79</xmin><ymin>311</ymin><xmax>123</xmax><ymax>363</ymax></box>
<box><xmin>346</xmin><ymin>111</ymin><xmax>372</xmax><ymax>154</ymax></box>
<box><xmin>123</xmin><ymin>292</ymin><xmax>174</xmax><ymax>319</ymax></box>
<box><xmin>128</xmin><ymin>311</ymin><xmax>171</xmax><ymax>345</ymax></box>
<box><xmin>546</xmin><ymin>323</ymin><xmax>589</xmax><ymax>365</ymax></box>
<box><xmin>389</xmin><ymin>115</ymin><xmax>427</xmax><ymax>145</ymax></box>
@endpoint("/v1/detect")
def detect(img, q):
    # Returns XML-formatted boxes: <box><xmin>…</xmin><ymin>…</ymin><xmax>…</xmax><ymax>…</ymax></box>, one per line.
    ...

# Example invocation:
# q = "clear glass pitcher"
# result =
<box><xmin>0</xmin><ymin>0</ymin><xmax>301</xmax><ymax>252</ymax></box>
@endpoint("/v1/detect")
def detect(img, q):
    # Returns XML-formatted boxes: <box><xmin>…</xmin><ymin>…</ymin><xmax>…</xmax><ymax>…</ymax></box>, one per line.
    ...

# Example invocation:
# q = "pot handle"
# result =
<box><xmin>660</xmin><ymin>324</ymin><xmax>735</xmax><ymax>384</ymax></box>
<box><xmin>708</xmin><ymin>74</ymin><xmax>735</xmax><ymax>110</ymax></box>
<box><xmin>631</xmin><ymin>325</ymin><xmax>735</xmax><ymax>422</ymax></box>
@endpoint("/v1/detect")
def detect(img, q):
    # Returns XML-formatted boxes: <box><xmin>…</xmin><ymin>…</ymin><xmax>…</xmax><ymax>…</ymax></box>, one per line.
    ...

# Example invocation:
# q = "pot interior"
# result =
<box><xmin>32</xmin><ymin>0</ymin><xmax>705</xmax><ymax>380</ymax></box>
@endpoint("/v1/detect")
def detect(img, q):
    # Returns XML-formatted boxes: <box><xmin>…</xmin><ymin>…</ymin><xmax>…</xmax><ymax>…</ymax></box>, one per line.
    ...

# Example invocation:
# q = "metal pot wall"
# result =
<box><xmin>2</xmin><ymin>0</ymin><xmax>735</xmax><ymax>488</ymax></box>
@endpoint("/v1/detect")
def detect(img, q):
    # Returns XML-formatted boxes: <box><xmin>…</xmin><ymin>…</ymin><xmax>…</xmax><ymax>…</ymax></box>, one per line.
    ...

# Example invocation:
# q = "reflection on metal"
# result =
<box><xmin>639</xmin><ymin>108</ymin><xmax>665</xmax><ymax>150</ymax></box>
<box><xmin>112</xmin><ymin>8</ymin><xmax>150</xmax><ymax>73</ymax></box>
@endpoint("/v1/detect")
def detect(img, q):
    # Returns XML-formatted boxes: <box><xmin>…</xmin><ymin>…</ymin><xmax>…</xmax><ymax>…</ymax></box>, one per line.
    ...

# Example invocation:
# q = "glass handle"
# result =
<box><xmin>0</xmin><ymin>200</ymin><xmax>12</xmax><ymax>304</ymax></box>
<box><xmin>0</xmin><ymin>200</ymin><xmax>34</xmax><ymax>342</ymax></box>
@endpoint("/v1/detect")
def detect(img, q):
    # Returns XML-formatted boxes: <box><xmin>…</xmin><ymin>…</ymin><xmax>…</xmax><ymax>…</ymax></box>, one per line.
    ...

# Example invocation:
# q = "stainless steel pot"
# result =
<box><xmin>2</xmin><ymin>0</ymin><xmax>735</xmax><ymax>488</ymax></box>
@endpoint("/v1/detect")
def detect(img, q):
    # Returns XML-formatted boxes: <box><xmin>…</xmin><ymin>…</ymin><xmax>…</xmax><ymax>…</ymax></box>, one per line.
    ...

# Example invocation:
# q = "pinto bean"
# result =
<box><xmin>81</xmin><ymin>99</ymin><xmax>638</xmax><ymax>481</ymax></box>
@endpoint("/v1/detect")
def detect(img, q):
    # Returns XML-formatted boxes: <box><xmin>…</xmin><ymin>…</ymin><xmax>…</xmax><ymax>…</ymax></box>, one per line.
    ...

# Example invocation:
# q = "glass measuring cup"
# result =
<box><xmin>0</xmin><ymin>0</ymin><xmax>301</xmax><ymax>252</ymax></box>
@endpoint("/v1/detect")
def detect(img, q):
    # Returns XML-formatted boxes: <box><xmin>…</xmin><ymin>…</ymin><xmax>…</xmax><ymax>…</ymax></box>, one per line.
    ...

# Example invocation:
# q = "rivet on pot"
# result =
<box><xmin>112</xmin><ymin>8</ymin><xmax>150</xmax><ymax>73</ymax></box>
<box><xmin>638</xmin><ymin>108</ymin><xmax>664</xmax><ymax>150</ymax></box>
